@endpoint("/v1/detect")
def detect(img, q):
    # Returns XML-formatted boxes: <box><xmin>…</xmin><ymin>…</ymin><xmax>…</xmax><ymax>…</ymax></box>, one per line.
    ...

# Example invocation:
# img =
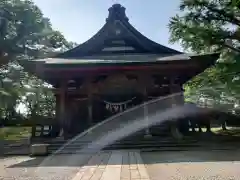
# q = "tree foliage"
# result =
<box><xmin>0</xmin><ymin>0</ymin><xmax>74</xmax><ymax>121</ymax></box>
<box><xmin>169</xmin><ymin>0</ymin><xmax>240</xmax><ymax>108</ymax></box>
<box><xmin>0</xmin><ymin>0</ymin><xmax>72</xmax><ymax>66</ymax></box>
<box><xmin>169</xmin><ymin>0</ymin><xmax>240</xmax><ymax>54</ymax></box>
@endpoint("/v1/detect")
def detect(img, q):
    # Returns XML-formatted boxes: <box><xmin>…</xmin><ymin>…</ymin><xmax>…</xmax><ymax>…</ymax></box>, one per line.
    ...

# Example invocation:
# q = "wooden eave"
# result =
<box><xmin>23</xmin><ymin>52</ymin><xmax>218</xmax><ymax>69</ymax></box>
<box><xmin>19</xmin><ymin>4</ymin><xmax>220</xmax><ymax>86</ymax></box>
<box><xmin>18</xmin><ymin>52</ymin><xmax>219</xmax><ymax>86</ymax></box>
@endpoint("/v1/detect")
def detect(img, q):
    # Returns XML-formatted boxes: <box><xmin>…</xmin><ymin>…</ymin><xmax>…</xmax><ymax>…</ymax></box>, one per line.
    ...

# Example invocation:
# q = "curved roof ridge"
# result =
<box><xmin>118</xmin><ymin>18</ymin><xmax>182</xmax><ymax>54</ymax></box>
<box><xmin>56</xmin><ymin>4</ymin><xmax>182</xmax><ymax>58</ymax></box>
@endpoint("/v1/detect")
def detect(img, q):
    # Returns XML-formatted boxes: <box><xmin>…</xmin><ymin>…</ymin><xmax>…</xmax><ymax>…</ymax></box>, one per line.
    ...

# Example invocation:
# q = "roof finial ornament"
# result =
<box><xmin>106</xmin><ymin>3</ymin><xmax>129</xmax><ymax>22</ymax></box>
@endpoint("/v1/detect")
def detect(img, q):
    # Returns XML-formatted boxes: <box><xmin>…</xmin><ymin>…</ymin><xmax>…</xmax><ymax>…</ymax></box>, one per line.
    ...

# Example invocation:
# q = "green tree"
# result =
<box><xmin>0</xmin><ymin>0</ymin><xmax>73</xmax><ymax>121</ymax></box>
<box><xmin>0</xmin><ymin>0</ymin><xmax>71</xmax><ymax>65</ymax></box>
<box><xmin>22</xmin><ymin>76</ymin><xmax>56</xmax><ymax>118</ymax></box>
<box><xmin>169</xmin><ymin>0</ymin><xmax>240</xmax><ymax>108</ymax></box>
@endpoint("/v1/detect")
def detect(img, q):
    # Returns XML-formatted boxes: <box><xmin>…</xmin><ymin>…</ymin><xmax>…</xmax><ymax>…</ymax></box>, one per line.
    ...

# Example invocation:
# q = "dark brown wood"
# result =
<box><xmin>86</xmin><ymin>77</ymin><xmax>93</xmax><ymax>126</ymax></box>
<box><xmin>170</xmin><ymin>77</ymin><xmax>177</xmax><ymax>106</ymax></box>
<box><xmin>59</xmin><ymin>80</ymin><xmax>67</xmax><ymax>137</ymax></box>
<box><xmin>138</xmin><ymin>74</ymin><xmax>152</xmax><ymax>136</ymax></box>
<box><xmin>54</xmin><ymin>94</ymin><xmax>61</xmax><ymax>137</ymax></box>
<box><xmin>53</xmin><ymin>73</ymin><xmax>187</xmax><ymax>96</ymax></box>
<box><xmin>44</xmin><ymin>68</ymin><xmax>201</xmax><ymax>88</ymax></box>
<box><xmin>169</xmin><ymin>76</ymin><xmax>183</xmax><ymax>139</ymax></box>
<box><xmin>43</xmin><ymin>63</ymin><xmax>199</xmax><ymax>75</ymax></box>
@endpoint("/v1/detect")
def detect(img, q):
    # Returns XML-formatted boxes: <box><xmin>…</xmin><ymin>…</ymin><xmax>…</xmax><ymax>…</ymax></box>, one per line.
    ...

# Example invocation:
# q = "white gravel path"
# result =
<box><xmin>142</xmin><ymin>150</ymin><xmax>240</xmax><ymax>180</ymax></box>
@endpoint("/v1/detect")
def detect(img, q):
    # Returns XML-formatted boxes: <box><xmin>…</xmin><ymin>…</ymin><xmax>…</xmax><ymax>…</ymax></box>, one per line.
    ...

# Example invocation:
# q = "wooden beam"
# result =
<box><xmin>44</xmin><ymin>63</ymin><xmax>199</xmax><ymax>74</ymax></box>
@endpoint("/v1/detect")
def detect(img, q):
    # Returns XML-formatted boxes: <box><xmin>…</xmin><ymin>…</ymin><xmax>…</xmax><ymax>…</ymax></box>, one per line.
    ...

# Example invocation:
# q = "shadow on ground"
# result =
<box><xmin>7</xmin><ymin>153</ymin><xmax>94</xmax><ymax>168</ymax></box>
<box><xmin>6</xmin><ymin>147</ymin><xmax>240</xmax><ymax>169</ymax></box>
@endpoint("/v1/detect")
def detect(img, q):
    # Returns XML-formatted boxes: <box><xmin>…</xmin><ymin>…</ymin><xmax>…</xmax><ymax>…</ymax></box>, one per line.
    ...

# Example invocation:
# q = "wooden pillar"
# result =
<box><xmin>169</xmin><ymin>77</ymin><xmax>183</xmax><ymax>140</ymax></box>
<box><xmin>139</xmin><ymin>75</ymin><xmax>152</xmax><ymax>138</ymax></box>
<box><xmin>86</xmin><ymin>77</ymin><xmax>93</xmax><ymax>127</ymax></box>
<box><xmin>88</xmin><ymin>94</ymin><xmax>93</xmax><ymax>126</ymax></box>
<box><xmin>175</xmin><ymin>84</ymin><xmax>185</xmax><ymax>105</ymax></box>
<box><xmin>59</xmin><ymin>80</ymin><xmax>67</xmax><ymax>137</ymax></box>
<box><xmin>170</xmin><ymin>78</ymin><xmax>177</xmax><ymax>107</ymax></box>
<box><xmin>169</xmin><ymin>78</ymin><xmax>186</xmax><ymax>106</ymax></box>
<box><xmin>54</xmin><ymin>94</ymin><xmax>61</xmax><ymax>137</ymax></box>
<box><xmin>143</xmin><ymin>87</ymin><xmax>152</xmax><ymax>138</ymax></box>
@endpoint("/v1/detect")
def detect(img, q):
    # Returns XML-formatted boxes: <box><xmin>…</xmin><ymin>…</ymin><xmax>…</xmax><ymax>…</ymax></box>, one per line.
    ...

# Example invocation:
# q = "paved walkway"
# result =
<box><xmin>72</xmin><ymin>151</ymin><xmax>149</xmax><ymax>180</ymax></box>
<box><xmin>2</xmin><ymin>150</ymin><xmax>240</xmax><ymax>180</ymax></box>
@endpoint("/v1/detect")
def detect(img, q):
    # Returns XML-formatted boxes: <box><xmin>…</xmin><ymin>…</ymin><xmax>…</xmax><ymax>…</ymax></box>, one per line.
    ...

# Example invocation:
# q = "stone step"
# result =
<box><xmin>47</xmin><ymin>138</ymin><xmax>198</xmax><ymax>149</ymax></box>
<box><xmin>46</xmin><ymin>137</ymin><xmax>201</xmax><ymax>154</ymax></box>
<box><xmin>47</xmin><ymin>144</ymin><xmax>240</xmax><ymax>154</ymax></box>
<box><xmin>48</xmin><ymin>144</ymin><xmax>200</xmax><ymax>152</ymax></box>
<box><xmin>46</xmin><ymin>135</ymin><xmax>240</xmax><ymax>154</ymax></box>
<box><xmin>48</xmin><ymin>139</ymin><xmax>198</xmax><ymax>147</ymax></box>
<box><xmin>48</xmin><ymin>140</ymin><xmax>199</xmax><ymax>147</ymax></box>
<box><xmin>48</xmin><ymin>145</ymin><xmax>199</xmax><ymax>154</ymax></box>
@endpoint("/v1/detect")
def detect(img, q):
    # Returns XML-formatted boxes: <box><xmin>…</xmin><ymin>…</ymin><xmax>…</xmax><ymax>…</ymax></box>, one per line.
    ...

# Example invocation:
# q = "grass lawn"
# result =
<box><xmin>214</xmin><ymin>127</ymin><xmax>240</xmax><ymax>136</ymax></box>
<box><xmin>0</xmin><ymin>127</ymin><xmax>31</xmax><ymax>141</ymax></box>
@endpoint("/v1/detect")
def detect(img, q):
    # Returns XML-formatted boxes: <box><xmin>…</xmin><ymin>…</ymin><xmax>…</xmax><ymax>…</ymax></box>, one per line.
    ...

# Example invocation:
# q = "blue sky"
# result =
<box><xmin>32</xmin><ymin>0</ymin><xmax>183</xmax><ymax>51</ymax></box>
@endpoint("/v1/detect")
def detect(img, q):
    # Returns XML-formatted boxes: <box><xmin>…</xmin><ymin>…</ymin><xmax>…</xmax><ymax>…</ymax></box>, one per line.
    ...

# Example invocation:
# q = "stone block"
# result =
<box><xmin>30</xmin><ymin>143</ymin><xmax>49</xmax><ymax>156</ymax></box>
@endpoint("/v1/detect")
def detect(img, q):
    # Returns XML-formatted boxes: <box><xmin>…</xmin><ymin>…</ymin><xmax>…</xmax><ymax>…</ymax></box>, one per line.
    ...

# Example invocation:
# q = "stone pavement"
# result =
<box><xmin>2</xmin><ymin>150</ymin><xmax>240</xmax><ymax>180</ymax></box>
<box><xmin>72</xmin><ymin>151</ymin><xmax>150</xmax><ymax>180</ymax></box>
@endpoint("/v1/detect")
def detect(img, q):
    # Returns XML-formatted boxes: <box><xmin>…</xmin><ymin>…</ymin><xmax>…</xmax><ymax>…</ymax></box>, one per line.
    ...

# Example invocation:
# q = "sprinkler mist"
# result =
<box><xmin>32</xmin><ymin>90</ymin><xmax>234</xmax><ymax>177</ymax></box>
